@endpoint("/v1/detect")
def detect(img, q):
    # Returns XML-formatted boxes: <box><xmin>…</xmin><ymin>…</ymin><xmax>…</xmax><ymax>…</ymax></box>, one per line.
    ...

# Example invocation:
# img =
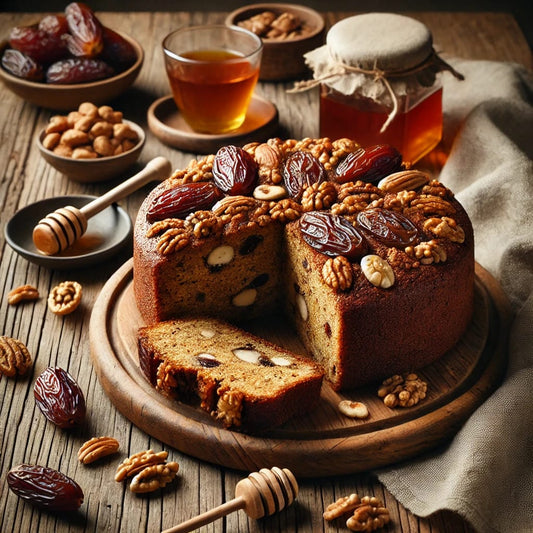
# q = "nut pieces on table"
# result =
<box><xmin>129</xmin><ymin>462</ymin><xmax>180</xmax><ymax>494</ymax></box>
<box><xmin>78</xmin><ymin>436</ymin><xmax>120</xmax><ymax>465</ymax></box>
<box><xmin>0</xmin><ymin>335</ymin><xmax>32</xmax><ymax>377</ymax></box>
<box><xmin>7</xmin><ymin>284</ymin><xmax>39</xmax><ymax>305</ymax></box>
<box><xmin>115</xmin><ymin>449</ymin><xmax>179</xmax><ymax>493</ymax></box>
<box><xmin>324</xmin><ymin>493</ymin><xmax>390</xmax><ymax>531</ymax></box>
<box><xmin>48</xmin><ymin>281</ymin><xmax>82</xmax><ymax>315</ymax></box>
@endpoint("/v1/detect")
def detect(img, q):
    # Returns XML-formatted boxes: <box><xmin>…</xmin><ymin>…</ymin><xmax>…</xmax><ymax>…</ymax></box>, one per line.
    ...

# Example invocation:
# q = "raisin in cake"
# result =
<box><xmin>138</xmin><ymin>317</ymin><xmax>324</xmax><ymax>432</ymax></box>
<box><xmin>134</xmin><ymin>139</ymin><xmax>474</xmax><ymax>390</ymax></box>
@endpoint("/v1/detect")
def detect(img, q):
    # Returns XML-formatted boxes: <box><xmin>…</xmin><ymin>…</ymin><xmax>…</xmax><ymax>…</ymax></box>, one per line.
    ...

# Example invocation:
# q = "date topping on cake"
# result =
<box><xmin>147</xmin><ymin>182</ymin><xmax>223</xmax><ymax>222</ymax></box>
<box><xmin>357</xmin><ymin>208</ymin><xmax>419</xmax><ymax>247</ymax></box>
<box><xmin>212</xmin><ymin>145</ymin><xmax>258</xmax><ymax>196</ymax></box>
<box><xmin>300</xmin><ymin>211</ymin><xmax>368</xmax><ymax>260</ymax></box>
<box><xmin>336</xmin><ymin>144</ymin><xmax>402</xmax><ymax>184</ymax></box>
<box><xmin>283</xmin><ymin>151</ymin><xmax>326</xmax><ymax>200</ymax></box>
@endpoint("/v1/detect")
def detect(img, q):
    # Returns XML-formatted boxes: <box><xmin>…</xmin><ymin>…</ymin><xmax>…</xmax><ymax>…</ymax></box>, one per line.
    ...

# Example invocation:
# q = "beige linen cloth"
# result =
<box><xmin>376</xmin><ymin>59</ymin><xmax>533</xmax><ymax>533</ymax></box>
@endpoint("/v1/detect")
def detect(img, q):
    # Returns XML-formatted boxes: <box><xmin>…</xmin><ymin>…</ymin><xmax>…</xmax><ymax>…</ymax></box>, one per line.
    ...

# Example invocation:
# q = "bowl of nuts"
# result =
<box><xmin>0</xmin><ymin>2</ymin><xmax>143</xmax><ymax>110</ymax></box>
<box><xmin>226</xmin><ymin>3</ymin><xmax>325</xmax><ymax>81</ymax></box>
<box><xmin>37</xmin><ymin>101</ymin><xmax>145</xmax><ymax>182</ymax></box>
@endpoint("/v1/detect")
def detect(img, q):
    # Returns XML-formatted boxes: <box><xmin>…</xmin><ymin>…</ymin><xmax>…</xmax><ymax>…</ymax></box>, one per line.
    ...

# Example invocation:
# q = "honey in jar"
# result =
<box><xmin>303</xmin><ymin>13</ymin><xmax>463</xmax><ymax>164</ymax></box>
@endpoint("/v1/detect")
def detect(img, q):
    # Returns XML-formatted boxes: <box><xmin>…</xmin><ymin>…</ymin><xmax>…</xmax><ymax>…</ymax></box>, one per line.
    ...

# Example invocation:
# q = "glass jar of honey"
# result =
<box><xmin>301</xmin><ymin>13</ymin><xmax>463</xmax><ymax>164</ymax></box>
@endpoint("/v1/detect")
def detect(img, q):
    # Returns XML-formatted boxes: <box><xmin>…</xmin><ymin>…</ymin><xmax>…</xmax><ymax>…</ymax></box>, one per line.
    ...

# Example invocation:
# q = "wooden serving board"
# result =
<box><xmin>89</xmin><ymin>259</ymin><xmax>510</xmax><ymax>478</ymax></box>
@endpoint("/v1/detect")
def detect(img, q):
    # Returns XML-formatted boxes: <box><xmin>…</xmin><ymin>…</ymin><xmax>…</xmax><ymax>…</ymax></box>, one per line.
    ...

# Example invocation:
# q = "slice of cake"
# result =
<box><xmin>137</xmin><ymin>317</ymin><xmax>324</xmax><ymax>432</ymax></box>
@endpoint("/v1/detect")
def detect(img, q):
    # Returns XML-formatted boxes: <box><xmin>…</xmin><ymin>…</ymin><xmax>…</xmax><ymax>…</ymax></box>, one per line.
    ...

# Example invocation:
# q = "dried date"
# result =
<box><xmin>336</xmin><ymin>144</ymin><xmax>402</xmax><ymax>184</ymax></box>
<box><xmin>1</xmin><ymin>49</ymin><xmax>44</xmax><ymax>81</ymax></box>
<box><xmin>300</xmin><ymin>211</ymin><xmax>368</xmax><ymax>260</ymax></box>
<box><xmin>9</xmin><ymin>24</ymin><xmax>68</xmax><ymax>64</ymax></box>
<box><xmin>7</xmin><ymin>464</ymin><xmax>83</xmax><ymax>512</ymax></box>
<box><xmin>39</xmin><ymin>14</ymin><xmax>69</xmax><ymax>39</ymax></box>
<box><xmin>147</xmin><ymin>182</ymin><xmax>224</xmax><ymax>222</ymax></box>
<box><xmin>357</xmin><ymin>208</ymin><xmax>419</xmax><ymax>247</ymax></box>
<box><xmin>283</xmin><ymin>151</ymin><xmax>326</xmax><ymax>200</ymax></box>
<box><xmin>212</xmin><ymin>145</ymin><xmax>258</xmax><ymax>195</ymax></box>
<box><xmin>46</xmin><ymin>57</ymin><xmax>114</xmax><ymax>84</ymax></box>
<box><xmin>34</xmin><ymin>366</ymin><xmax>86</xmax><ymax>428</ymax></box>
<box><xmin>64</xmin><ymin>2</ymin><xmax>104</xmax><ymax>58</ymax></box>
<box><xmin>100</xmin><ymin>26</ymin><xmax>137</xmax><ymax>69</ymax></box>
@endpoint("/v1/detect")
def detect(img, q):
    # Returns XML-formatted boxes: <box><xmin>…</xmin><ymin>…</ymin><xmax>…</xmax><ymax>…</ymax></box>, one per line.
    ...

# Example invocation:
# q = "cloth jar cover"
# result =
<box><xmin>376</xmin><ymin>59</ymin><xmax>533</xmax><ymax>533</ymax></box>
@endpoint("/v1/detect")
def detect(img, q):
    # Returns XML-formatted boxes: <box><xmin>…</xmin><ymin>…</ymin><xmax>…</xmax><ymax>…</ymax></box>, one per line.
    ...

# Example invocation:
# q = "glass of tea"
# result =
<box><xmin>163</xmin><ymin>25</ymin><xmax>263</xmax><ymax>134</ymax></box>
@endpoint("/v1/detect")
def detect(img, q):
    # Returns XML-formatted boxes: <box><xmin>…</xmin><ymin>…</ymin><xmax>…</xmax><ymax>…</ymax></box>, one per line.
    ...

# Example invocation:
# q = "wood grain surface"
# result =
<box><xmin>0</xmin><ymin>10</ymin><xmax>526</xmax><ymax>533</ymax></box>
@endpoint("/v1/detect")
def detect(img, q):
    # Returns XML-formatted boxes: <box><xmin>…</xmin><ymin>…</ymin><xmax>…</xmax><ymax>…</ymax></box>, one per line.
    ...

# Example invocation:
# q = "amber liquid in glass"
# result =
<box><xmin>320</xmin><ymin>86</ymin><xmax>443</xmax><ymax>164</ymax></box>
<box><xmin>166</xmin><ymin>49</ymin><xmax>259</xmax><ymax>134</ymax></box>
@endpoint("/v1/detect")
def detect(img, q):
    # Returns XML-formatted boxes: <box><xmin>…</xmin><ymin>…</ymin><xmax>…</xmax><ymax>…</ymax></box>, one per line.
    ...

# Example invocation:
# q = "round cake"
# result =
<box><xmin>133</xmin><ymin>138</ymin><xmax>474</xmax><ymax>390</ymax></box>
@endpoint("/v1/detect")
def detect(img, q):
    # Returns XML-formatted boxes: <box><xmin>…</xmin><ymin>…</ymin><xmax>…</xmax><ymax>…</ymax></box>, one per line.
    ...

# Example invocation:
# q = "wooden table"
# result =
<box><xmin>0</xmin><ymin>10</ymin><xmax>530</xmax><ymax>533</ymax></box>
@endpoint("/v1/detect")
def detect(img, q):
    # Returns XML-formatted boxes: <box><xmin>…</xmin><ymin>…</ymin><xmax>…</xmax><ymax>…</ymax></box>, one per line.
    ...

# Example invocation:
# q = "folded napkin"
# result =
<box><xmin>376</xmin><ymin>59</ymin><xmax>533</xmax><ymax>533</ymax></box>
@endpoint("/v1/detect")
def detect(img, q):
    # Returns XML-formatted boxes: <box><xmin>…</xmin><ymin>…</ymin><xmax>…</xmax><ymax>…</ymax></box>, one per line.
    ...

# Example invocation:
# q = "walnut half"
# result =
<box><xmin>47</xmin><ymin>281</ymin><xmax>82</xmax><ymax>315</ymax></box>
<box><xmin>78</xmin><ymin>436</ymin><xmax>120</xmax><ymax>465</ymax></box>
<box><xmin>129</xmin><ymin>461</ymin><xmax>179</xmax><ymax>493</ymax></box>
<box><xmin>0</xmin><ymin>336</ymin><xmax>32</xmax><ymax>377</ymax></box>
<box><xmin>378</xmin><ymin>373</ymin><xmax>428</xmax><ymax>408</ymax></box>
<box><xmin>7</xmin><ymin>284</ymin><xmax>39</xmax><ymax>305</ymax></box>
<box><xmin>346</xmin><ymin>496</ymin><xmax>390</xmax><ymax>531</ymax></box>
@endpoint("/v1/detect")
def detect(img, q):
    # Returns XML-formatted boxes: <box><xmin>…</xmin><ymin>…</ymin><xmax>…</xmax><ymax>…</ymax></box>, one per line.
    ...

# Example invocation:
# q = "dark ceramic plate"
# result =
<box><xmin>5</xmin><ymin>195</ymin><xmax>132</xmax><ymax>269</ymax></box>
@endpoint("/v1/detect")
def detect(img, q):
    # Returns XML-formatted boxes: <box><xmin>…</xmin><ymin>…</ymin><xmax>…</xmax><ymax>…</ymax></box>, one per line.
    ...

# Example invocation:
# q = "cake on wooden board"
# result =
<box><xmin>137</xmin><ymin>316</ymin><xmax>324</xmax><ymax>432</ymax></box>
<box><xmin>133</xmin><ymin>138</ymin><xmax>474</xmax><ymax>392</ymax></box>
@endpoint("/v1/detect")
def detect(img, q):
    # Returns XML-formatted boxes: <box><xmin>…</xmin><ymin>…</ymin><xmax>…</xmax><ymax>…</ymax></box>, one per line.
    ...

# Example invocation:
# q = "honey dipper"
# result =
<box><xmin>32</xmin><ymin>156</ymin><xmax>172</xmax><ymax>256</ymax></box>
<box><xmin>161</xmin><ymin>467</ymin><xmax>298</xmax><ymax>533</ymax></box>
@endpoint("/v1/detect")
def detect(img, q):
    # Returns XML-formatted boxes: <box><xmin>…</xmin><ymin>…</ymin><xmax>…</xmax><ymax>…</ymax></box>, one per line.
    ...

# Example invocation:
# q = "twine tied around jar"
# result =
<box><xmin>288</xmin><ymin>49</ymin><xmax>464</xmax><ymax>133</ymax></box>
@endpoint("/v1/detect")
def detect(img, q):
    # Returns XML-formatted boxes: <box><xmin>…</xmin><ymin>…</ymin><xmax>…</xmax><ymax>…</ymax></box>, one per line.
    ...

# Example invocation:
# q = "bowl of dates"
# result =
<box><xmin>226</xmin><ymin>3</ymin><xmax>325</xmax><ymax>81</ymax></box>
<box><xmin>0</xmin><ymin>3</ymin><xmax>143</xmax><ymax>110</ymax></box>
<box><xmin>37</xmin><ymin>102</ymin><xmax>145</xmax><ymax>182</ymax></box>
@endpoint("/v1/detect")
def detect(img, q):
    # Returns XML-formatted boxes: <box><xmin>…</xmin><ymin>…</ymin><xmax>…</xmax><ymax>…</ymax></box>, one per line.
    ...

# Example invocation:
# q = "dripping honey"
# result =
<box><xmin>319</xmin><ymin>85</ymin><xmax>443</xmax><ymax>165</ymax></box>
<box><xmin>166</xmin><ymin>49</ymin><xmax>259</xmax><ymax>134</ymax></box>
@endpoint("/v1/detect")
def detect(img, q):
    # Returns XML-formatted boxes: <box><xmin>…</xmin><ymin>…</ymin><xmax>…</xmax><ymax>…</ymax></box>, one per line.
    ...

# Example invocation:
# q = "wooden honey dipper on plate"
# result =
<box><xmin>162</xmin><ymin>467</ymin><xmax>298</xmax><ymax>533</ymax></box>
<box><xmin>32</xmin><ymin>156</ymin><xmax>172</xmax><ymax>256</ymax></box>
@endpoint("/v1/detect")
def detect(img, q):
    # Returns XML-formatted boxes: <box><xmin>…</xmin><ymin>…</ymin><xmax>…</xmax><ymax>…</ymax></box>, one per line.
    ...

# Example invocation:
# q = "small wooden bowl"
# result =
<box><xmin>37</xmin><ymin>120</ymin><xmax>145</xmax><ymax>183</ymax></box>
<box><xmin>0</xmin><ymin>32</ymin><xmax>143</xmax><ymax>111</ymax></box>
<box><xmin>226</xmin><ymin>3</ymin><xmax>325</xmax><ymax>81</ymax></box>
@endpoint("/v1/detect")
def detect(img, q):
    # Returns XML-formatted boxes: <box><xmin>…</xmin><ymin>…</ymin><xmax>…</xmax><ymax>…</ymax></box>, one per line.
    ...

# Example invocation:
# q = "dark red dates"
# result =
<box><xmin>147</xmin><ymin>182</ymin><xmax>224</xmax><ymax>222</ymax></box>
<box><xmin>357</xmin><ymin>208</ymin><xmax>419</xmax><ymax>247</ymax></box>
<box><xmin>100</xmin><ymin>26</ymin><xmax>137</xmax><ymax>69</ymax></box>
<box><xmin>38</xmin><ymin>14</ymin><xmax>69</xmax><ymax>40</ymax></box>
<box><xmin>34</xmin><ymin>367</ymin><xmax>86</xmax><ymax>428</ymax></box>
<box><xmin>212</xmin><ymin>145</ymin><xmax>258</xmax><ymax>195</ymax></box>
<box><xmin>64</xmin><ymin>2</ymin><xmax>104</xmax><ymax>58</ymax></box>
<box><xmin>1</xmin><ymin>3</ymin><xmax>136</xmax><ymax>84</ymax></box>
<box><xmin>336</xmin><ymin>144</ymin><xmax>402</xmax><ymax>184</ymax></box>
<box><xmin>1</xmin><ymin>49</ymin><xmax>44</xmax><ymax>81</ymax></box>
<box><xmin>7</xmin><ymin>464</ymin><xmax>84</xmax><ymax>512</ymax></box>
<box><xmin>283</xmin><ymin>151</ymin><xmax>326</xmax><ymax>200</ymax></box>
<box><xmin>46</xmin><ymin>57</ymin><xmax>114</xmax><ymax>83</ymax></box>
<box><xmin>9</xmin><ymin>24</ymin><xmax>68</xmax><ymax>64</ymax></box>
<box><xmin>300</xmin><ymin>211</ymin><xmax>368</xmax><ymax>260</ymax></box>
